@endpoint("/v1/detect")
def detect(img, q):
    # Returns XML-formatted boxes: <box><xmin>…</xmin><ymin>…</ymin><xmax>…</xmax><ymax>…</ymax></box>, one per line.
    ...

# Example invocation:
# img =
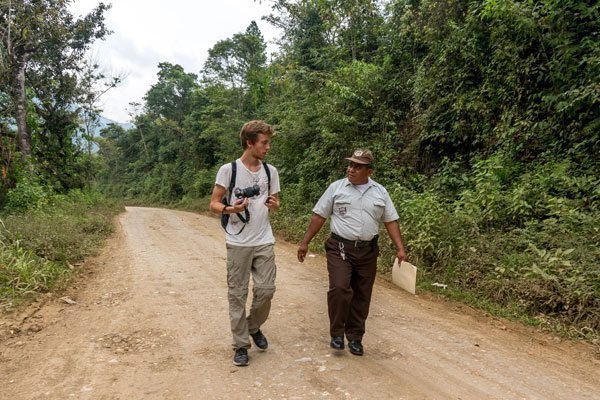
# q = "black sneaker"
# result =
<box><xmin>233</xmin><ymin>347</ymin><xmax>249</xmax><ymax>366</ymax></box>
<box><xmin>330</xmin><ymin>336</ymin><xmax>344</xmax><ymax>350</ymax></box>
<box><xmin>250</xmin><ymin>329</ymin><xmax>268</xmax><ymax>351</ymax></box>
<box><xmin>348</xmin><ymin>340</ymin><xmax>363</xmax><ymax>356</ymax></box>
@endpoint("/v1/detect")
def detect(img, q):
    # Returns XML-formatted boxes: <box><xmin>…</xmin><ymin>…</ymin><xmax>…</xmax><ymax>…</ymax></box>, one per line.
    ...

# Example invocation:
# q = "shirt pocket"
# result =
<box><xmin>372</xmin><ymin>199</ymin><xmax>386</xmax><ymax>220</ymax></box>
<box><xmin>333</xmin><ymin>198</ymin><xmax>352</xmax><ymax>218</ymax></box>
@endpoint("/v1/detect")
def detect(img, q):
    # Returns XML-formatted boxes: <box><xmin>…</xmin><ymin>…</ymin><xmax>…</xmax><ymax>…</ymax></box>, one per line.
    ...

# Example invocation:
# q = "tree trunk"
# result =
<box><xmin>0</xmin><ymin>126</ymin><xmax>16</xmax><ymax>189</ymax></box>
<box><xmin>13</xmin><ymin>55</ymin><xmax>31</xmax><ymax>160</ymax></box>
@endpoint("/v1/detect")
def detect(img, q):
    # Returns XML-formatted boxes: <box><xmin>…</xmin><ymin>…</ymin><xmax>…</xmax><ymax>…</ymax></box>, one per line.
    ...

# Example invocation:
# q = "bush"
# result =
<box><xmin>456</xmin><ymin>156</ymin><xmax>599</xmax><ymax>229</ymax></box>
<box><xmin>5</xmin><ymin>174</ymin><xmax>51</xmax><ymax>213</ymax></box>
<box><xmin>1</xmin><ymin>199</ymin><xmax>118</xmax><ymax>262</ymax></box>
<box><xmin>389</xmin><ymin>185</ymin><xmax>476</xmax><ymax>270</ymax></box>
<box><xmin>0</xmin><ymin>190</ymin><xmax>123</xmax><ymax>310</ymax></box>
<box><xmin>0</xmin><ymin>238</ymin><xmax>67</xmax><ymax>310</ymax></box>
<box><xmin>192</xmin><ymin>166</ymin><xmax>219</xmax><ymax>197</ymax></box>
<box><xmin>454</xmin><ymin>223</ymin><xmax>600</xmax><ymax>336</ymax></box>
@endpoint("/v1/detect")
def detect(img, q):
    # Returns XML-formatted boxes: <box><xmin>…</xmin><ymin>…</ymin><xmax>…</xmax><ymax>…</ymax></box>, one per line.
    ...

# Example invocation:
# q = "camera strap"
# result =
<box><xmin>263</xmin><ymin>161</ymin><xmax>271</xmax><ymax>193</ymax></box>
<box><xmin>221</xmin><ymin>161</ymin><xmax>250</xmax><ymax>235</ymax></box>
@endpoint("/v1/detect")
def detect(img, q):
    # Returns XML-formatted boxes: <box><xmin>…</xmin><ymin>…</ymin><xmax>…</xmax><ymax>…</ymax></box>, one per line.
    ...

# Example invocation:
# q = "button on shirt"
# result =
<box><xmin>312</xmin><ymin>178</ymin><xmax>399</xmax><ymax>241</ymax></box>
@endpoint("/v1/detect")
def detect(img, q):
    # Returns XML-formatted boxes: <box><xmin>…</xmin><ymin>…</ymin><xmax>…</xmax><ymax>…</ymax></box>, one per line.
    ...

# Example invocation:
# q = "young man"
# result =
<box><xmin>297</xmin><ymin>149</ymin><xmax>406</xmax><ymax>356</ymax></box>
<box><xmin>210</xmin><ymin>120</ymin><xmax>280</xmax><ymax>366</ymax></box>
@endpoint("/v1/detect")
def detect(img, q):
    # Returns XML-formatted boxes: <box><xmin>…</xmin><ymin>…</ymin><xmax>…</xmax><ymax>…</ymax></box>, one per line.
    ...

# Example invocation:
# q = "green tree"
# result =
<box><xmin>0</xmin><ymin>0</ymin><xmax>110</xmax><ymax>160</ymax></box>
<box><xmin>144</xmin><ymin>62</ymin><xmax>198</xmax><ymax>123</ymax></box>
<box><xmin>266</xmin><ymin>0</ymin><xmax>336</xmax><ymax>70</ymax></box>
<box><xmin>336</xmin><ymin>0</ymin><xmax>384</xmax><ymax>62</ymax></box>
<box><xmin>202</xmin><ymin>21</ymin><xmax>267</xmax><ymax>115</ymax></box>
<box><xmin>0</xmin><ymin>0</ymin><xmax>111</xmax><ymax>197</ymax></box>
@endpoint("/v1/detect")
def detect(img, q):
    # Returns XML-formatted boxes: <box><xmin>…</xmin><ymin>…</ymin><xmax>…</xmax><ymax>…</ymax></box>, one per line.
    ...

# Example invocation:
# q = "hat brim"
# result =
<box><xmin>345</xmin><ymin>157</ymin><xmax>372</xmax><ymax>165</ymax></box>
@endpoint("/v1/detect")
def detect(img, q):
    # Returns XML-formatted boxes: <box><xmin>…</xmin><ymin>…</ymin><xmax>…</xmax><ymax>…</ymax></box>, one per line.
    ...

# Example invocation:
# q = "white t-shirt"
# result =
<box><xmin>215</xmin><ymin>159</ymin><xmax>280</xmax><ymax>247</ymax></box>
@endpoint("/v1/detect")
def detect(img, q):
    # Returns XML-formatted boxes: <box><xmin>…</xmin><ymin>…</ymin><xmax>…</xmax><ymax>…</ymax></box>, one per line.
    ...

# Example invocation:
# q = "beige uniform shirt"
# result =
<box><xmin>312</xmin><ymin>178</ymin><xmax>399</xmax><ymax>241</ymax></box>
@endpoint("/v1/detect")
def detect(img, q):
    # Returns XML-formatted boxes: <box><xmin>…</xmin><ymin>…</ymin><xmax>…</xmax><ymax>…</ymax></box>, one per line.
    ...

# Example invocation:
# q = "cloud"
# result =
<box><xmin>70</xmin><ymin>0</ymin><xmax>279</xmax><ymax>122</ymax></box>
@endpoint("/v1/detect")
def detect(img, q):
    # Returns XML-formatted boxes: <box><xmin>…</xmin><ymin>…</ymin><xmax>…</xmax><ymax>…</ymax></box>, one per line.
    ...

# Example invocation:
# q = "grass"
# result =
<box><xmin>0</xmin><ymin>239</ymin><xmax>66</xmax><ymax>309</ymax></box>
<box><xmin>0</xmin><ymin>194</ymin><xmax>123</xmax><ymax>311</ymax></box>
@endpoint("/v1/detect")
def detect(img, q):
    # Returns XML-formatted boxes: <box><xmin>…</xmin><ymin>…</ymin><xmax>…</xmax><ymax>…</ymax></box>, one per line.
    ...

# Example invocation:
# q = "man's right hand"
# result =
<box><xmin>230</xmin><ymin>197</ymin><xmax>249</xmax><ymax>213</ymax></box>
<box><xmin>297</xmin><ymin>243</ymin><xmax>309</xmax><ymax>263</ymax></box>
<box><xmin>297</xmin><ymin>214</ymin><xmax>326</xmax><ymax>263</ymax></box>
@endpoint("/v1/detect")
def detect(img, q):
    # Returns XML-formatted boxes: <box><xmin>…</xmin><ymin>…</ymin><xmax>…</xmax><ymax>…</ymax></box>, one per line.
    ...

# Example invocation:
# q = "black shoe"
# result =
<box><xmin>250</xmin><ymin>329</ymin><xmax>268</xmax><ymax>351</ymax></box>
<box><xmin>330</xmin><ymin>336</ymin><xmax>344</xmax><ymax>350</ymax></box>
<box><xmin>348</xmin><ymin>340</ymin><xmax>363</xmax><ymax>356</ymax></box>
<box><xmin>233</xmin><ymin>348</ymin><xmax>249</xmax><ymax>366</ymax></box>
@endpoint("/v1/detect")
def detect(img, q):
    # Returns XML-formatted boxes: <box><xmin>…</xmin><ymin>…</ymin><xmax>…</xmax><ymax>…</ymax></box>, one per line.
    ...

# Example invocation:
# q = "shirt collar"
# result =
<box><xmin>343</xmin><ymin>177</ymin><xmax>375</xmax><ymax>188</ymax></box>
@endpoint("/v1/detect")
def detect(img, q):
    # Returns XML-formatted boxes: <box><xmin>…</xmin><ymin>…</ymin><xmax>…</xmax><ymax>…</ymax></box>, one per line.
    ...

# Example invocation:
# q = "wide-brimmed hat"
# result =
<box><xmin>345</xmin><ymin>149</ymin><xmax>374</xmax><ymax>165</ymax></box>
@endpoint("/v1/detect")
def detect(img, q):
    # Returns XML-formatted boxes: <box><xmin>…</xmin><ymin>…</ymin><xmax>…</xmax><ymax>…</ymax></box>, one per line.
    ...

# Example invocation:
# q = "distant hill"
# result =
<box><xmin>3</xmin><ymin>111</ymin><xmax>133</xmax><ymax>152</ymax></box>
<box><xmin>2</xmin><ymin>111</ymin><xmax>133</xmax><ymax>135</ymax></box>
<box><xmin>77</xmin><ymin>114</ymin><xmax>134</xmax><ymax>152</ymax></box>
<box><xmin>92</xmin><ymin>115</ymin><xmax>135</xmax><ymax>135</ymax></box>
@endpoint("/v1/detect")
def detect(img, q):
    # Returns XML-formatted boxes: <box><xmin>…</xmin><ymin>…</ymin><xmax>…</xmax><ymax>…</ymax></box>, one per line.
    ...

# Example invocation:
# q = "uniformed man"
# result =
<box><xmin>297</xmin><ymin>149</ymin><xmax>407</xmax><ymax>356</ymax></box>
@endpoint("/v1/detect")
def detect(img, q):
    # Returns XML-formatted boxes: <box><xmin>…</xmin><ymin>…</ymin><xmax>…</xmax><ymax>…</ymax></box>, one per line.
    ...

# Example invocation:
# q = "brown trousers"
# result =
<box><xmin>325</xmin><ymin>237</ymin><xmax>379</xmax><ymax>341</ymax></box>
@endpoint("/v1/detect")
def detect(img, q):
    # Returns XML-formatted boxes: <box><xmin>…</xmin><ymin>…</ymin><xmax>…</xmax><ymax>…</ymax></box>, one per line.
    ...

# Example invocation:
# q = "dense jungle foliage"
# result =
<box><xmin>1</xmin><ymin>1</ymin><xmax>598</xmax><ymax>339</ymax></box>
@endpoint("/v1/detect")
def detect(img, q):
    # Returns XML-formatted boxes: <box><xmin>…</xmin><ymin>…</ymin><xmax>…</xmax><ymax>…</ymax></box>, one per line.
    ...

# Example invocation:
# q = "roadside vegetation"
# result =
<box><xmin>0</xmin><ymin>183</ymin><xmax>122</xmax><ymax>310</ymax></box>
<box><xmin>0</xmin><ymin>2</ymin><xmax>122</xmax><ymax>310</ymax></box>
<box><xmin>1</xmin><ymin>1</ymin><xmax>598</xmax><ymax>341</ymax></box>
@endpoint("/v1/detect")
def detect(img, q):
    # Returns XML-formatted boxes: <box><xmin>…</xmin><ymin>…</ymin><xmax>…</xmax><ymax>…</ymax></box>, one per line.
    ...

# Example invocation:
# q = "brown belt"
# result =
<box><xmin>331</xmin><ymin>232</ymin><xmax>378</xmax><ymax>248</ymax></box>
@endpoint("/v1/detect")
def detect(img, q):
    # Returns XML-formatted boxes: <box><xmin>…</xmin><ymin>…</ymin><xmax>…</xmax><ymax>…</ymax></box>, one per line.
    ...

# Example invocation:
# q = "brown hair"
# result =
<box><xmin>239</xmin><ymin>120</ymin><xmax>275</xmax><ymax>149</ymax></box>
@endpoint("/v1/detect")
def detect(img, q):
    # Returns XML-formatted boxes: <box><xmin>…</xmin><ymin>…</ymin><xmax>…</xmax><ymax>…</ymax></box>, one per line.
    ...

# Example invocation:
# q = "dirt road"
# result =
<box><xmin>1</xmin><ymin>207</ymin><xmax>598</xmax><ymax>399</ymax></box>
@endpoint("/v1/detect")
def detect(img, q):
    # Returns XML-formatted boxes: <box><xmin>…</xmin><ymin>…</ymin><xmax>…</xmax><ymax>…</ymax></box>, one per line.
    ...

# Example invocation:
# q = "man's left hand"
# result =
<box><xmin>265</xmin><ymin>195</ymin><xmax>279</xmax><ymax>211</ymax></box>
<box><xmin>396</xmin><ymin>247</ymin><xmax>407</xmax><ymax>263</ymax></box>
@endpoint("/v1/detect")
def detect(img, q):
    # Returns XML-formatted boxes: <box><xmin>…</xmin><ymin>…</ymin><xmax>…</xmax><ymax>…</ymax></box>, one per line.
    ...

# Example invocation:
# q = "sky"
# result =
<box><xmin>69</xmin><ymin>0</ymin><xmax>280</xmax><ymax>123</ymax></box>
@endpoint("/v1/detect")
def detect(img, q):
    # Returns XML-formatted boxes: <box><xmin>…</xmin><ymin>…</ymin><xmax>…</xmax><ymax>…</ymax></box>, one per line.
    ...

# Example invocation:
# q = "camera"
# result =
<box><xmin>234</xmin><ymin>184</ymin><xmax>260</xmax><ymax>199</ymax></box>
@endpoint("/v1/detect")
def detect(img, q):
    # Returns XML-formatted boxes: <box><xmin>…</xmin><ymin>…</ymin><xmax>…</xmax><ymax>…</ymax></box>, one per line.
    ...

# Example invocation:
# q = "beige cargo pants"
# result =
<box><xmin>226</xmin><ymin>243</ymin><xmax>276</xmax><ymax>349</ymax></box>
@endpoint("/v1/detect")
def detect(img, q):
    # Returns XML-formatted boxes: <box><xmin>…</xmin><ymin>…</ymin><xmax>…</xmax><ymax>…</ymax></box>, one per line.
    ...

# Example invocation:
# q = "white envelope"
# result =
<box><xmin>391</xmin><ymin>258</ymin><xmax>417</xmax><ymax>294</ymax></box>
